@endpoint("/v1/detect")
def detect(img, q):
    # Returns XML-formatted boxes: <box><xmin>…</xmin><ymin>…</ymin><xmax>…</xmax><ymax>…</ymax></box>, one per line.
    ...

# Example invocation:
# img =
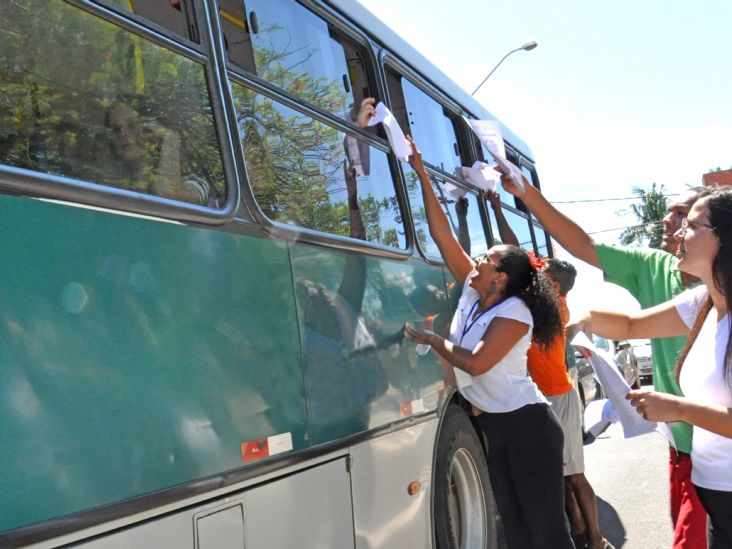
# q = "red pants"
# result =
<box><xmin>670</xmin><ymin>448</ymin><xmax>707</xmax><ymax>548</ymax></box>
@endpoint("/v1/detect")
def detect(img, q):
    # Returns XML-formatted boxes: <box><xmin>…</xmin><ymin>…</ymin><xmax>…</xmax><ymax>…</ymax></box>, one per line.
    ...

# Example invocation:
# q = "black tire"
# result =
<box><xmin>434</xmin><ymin>404</ymin><xmax>500</xmax><ymax>549</ymax></box>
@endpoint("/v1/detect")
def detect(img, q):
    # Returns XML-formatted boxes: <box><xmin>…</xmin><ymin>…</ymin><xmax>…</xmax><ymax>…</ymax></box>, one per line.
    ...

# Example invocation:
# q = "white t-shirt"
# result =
<box><xmin>448</xmin><ymin>277</ymin><xmax>546</xmax><ymax>413</ymax></box>
<box><xmin>674</xmin><ymin>285</ymin><xmax>732</xmax><ymax>491</ymax></box>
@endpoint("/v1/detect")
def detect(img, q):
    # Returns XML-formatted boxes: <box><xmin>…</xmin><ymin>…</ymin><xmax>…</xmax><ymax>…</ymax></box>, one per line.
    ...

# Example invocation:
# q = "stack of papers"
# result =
<box><xmin>463</xmin><ymin>117</ymin><xmax>524</xmax><ymax>191</ymax></box>
<box><xmin>571</xmin><ymin>332</ymin><xmax>657</xmax><ymax>439</ymax></box>
<box><xmin>445</xmin><ymin>161</ymin><xmax>498</xmax><ymax>198</ymax></box>
<box><xmin>367</xmin><ymin>102</ymin><xmax>411</xmax><ymax>162</ymax></box>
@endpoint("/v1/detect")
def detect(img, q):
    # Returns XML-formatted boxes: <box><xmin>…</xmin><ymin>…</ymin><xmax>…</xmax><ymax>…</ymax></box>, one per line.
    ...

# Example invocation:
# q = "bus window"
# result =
<box><xmin>521</xmin><ymin>163</ymin><xmax>540</xmax><ymax>222</ymax></box>
<box><xmin>233</xmin><ymin>85</ymin><xmax>406</xmax><ymax>248</ymax></box>
<box><xmin>396</xmin><ymin>77</ymin><xmax>463</xmax><ymax>175</ymax></box>
<box><xmin>534</xmin><ymin>224</ymin><xmax>551</xmax><ymax>257</ymax></box>
<box><xmin>488</xmin><ymin>206</ymin><xmax>534</xmax><ymax>252</ymax></box>
<box><xmin>0</xmin><ymin>1</ymin><xmax>226</xmax><ymax>207</ymax></box>
<box><xmin>476</xmin><ymin>140</ymin><xmax>513</xmax><ymax>204</ymax></box>
<box><xmin>404</xmin><ymin>168</ymin><xmax>486</xmax><ymax>258</ymax></box>
<box><xmin>101</xmin><ymin>0</ymin><xmax>194</xmax><ymax>40</ymax></box>
<box><xmin>218</xmin><ymin>0</ymin><xmax>257</xmax><ymax>73</ymax></box>
<box><xmin>224</xmin><ymin>0</ymin><xmax>373</xmax><ymax>125</ymax></box>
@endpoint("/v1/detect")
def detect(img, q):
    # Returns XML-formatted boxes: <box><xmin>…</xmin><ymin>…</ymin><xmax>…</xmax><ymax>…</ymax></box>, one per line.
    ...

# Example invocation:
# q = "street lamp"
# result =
<box><xmin>471</xmin><ymin>41</ymin><xmax>538</xmax><ymax>96</ymax></box>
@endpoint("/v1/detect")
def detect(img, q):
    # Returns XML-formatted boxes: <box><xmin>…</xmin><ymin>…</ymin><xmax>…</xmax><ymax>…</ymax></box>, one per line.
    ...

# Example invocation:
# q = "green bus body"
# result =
<box><xmin>0</xmin><ymin>192</ymin><xmax>448</xmax><ymax>533</ymax></box>
<box><xmin>0</xmin><ymin>0</ymin><xmax>550</xmax><ymax>544</ymax></box>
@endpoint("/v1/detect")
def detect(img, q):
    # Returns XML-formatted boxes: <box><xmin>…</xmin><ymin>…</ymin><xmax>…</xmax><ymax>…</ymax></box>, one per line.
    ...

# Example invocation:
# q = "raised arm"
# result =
<box><xmin>408</xmin><ymin>137</ymin><xmax>474</xmax><ymax>284</ymax></box>
<box><xmin>570</xmin><ymin>298</ymin><xmax>690</xmax><ymax>342</ymax></box>
<box><xmin>485</xmin><ymin>190</ymin><xmax>519</xmax><ymax>247</ymax></box>
<box><xmin>496</xmin><ymin>169</ymin><xmax>601</xmax><ymax>268</ymax></box>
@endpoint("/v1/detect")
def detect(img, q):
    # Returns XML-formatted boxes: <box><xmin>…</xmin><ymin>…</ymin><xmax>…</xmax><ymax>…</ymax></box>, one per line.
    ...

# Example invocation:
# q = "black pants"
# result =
<box><xmin>696</xmin><ymin>484</ymin><xmax>732</xmax><ymax>549</ymax></box>
<box><xmin>476</xmin><ymin>403</ymin><xmax>573</xmax><ymax>549</ymax></box>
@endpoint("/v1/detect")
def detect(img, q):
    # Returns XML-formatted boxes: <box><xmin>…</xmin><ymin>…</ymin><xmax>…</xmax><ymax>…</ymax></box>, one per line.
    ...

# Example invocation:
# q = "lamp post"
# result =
<box><xmin>471</xmin><ymin>41</ymin><xmax>538</xmax><ymax>96</ymax></box>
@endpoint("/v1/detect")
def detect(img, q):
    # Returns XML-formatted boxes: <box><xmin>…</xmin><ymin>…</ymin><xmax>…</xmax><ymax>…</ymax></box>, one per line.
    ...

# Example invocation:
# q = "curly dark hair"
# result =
<box><xmin>494</xmin><ymin>245</ymin><xmax>563</xmax><ymax>346</ymax></box>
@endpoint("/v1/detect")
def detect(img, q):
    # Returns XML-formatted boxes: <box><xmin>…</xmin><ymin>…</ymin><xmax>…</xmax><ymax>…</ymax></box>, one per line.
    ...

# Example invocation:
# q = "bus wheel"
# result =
<box><xmin>434</xmin><ymin>404</ymin><xmax>499</xmax><ymax>549</ymax></box>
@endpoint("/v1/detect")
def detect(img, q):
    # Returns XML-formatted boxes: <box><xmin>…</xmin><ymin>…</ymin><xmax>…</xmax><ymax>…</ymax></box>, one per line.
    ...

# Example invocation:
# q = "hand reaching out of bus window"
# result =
<box><xmin>355</xmin><ymin>97</ymin><xmax>377</xmax><ymax>128</ymax></box>
<box><xmin>494</xmin><ymin>165</ymin><xmax>529</xmax><ymax>198</ymax></box>
<box><xmin>484</xmin><ymin>190</ymin><xmax>502</xmax><ymax>211</ymax></box>
<box><xmin>407</xmin><ymin>136</ymin><xmax>426</xmax><ymax>174</ymax></box>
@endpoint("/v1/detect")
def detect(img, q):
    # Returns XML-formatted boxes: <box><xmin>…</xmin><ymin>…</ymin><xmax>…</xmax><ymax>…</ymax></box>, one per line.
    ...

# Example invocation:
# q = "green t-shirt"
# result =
<box><xmin>595</xmin><ymin>243</ymin><xmax>692</xmax><ymax>453</ymax></box>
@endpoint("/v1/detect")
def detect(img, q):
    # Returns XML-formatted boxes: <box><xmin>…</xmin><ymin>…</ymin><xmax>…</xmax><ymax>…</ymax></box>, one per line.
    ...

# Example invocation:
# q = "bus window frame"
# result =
<box><xmin>379</xmin><ymin>53</ymin><xmax>493</xmax><ymax>264</ymax></box>
<box><xmin>90</xmin><ymin>0</ymin><xmax>202</xmax><ymax>46</ymax></box>
<box><xmin>0</xmin><ymin>0</ymin><xmax>242</xmax><ymax>225</ymax></box>
<box><xmin>226</xmin><ymin>72</ymin><xmax>416</xmax><ymax>261</ymax></box>
<box><xmin>221</xmin><ymin>0</ymin><xmax>382</xmax><ymax>132</ymax></box>
<box><xmin>407</xmin><ymin>164</ymin><xmax>490</xmax><ymax>264</ymax></box>
<box><xmin>381</xmin><ymin>53</ymin><xmax>470</xmax><ymax>180</ymax></box>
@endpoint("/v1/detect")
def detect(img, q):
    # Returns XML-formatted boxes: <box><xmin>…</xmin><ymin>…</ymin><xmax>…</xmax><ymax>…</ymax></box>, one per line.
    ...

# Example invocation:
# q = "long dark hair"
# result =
<box><xmin>675</xmin><ymin>187</ymin><xmax>732</xmax><ymax>383</ymax></box>
<box><xmin>494</xmin><ymin>245</ymin><xmax>562</xmax><ymax>346</ymax></box>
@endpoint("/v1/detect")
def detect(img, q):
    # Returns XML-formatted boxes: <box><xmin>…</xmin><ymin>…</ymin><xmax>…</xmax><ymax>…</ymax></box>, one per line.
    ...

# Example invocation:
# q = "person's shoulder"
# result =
<box><xmin>674</xmin><ymin>285</ymin><xmax>709</xmax><ymax>328</ymax></box>
<box><xmin>595</xmin><ymin>243</ymin><xmax>679</xmax><ymax>270</ymax></box>
<box><xmin>497</xmin><ymin>296</ymin><xmax>532</xmax><ymax>324</ymax></box>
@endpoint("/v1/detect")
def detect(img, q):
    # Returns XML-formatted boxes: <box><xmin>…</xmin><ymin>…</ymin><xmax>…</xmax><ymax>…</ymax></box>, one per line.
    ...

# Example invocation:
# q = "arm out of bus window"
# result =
<box><xmin>497</xmin><ymin>169</ymin><xmax>600</xmax><ymax>268</ymax></box>
<box><xmin>568</xmin><ymin>299</ymin><xmax>690</xmax><ymax>342</ymax></box>
<box><xmin>408</xmin><ymin>137</ymin><xmax>474</xmax><ymax>283</ymax></box>
<box><xmin>485</xmin><ymin>190</ymin><xmax>519</xmax><ymax>247</ymax></box>
<box><xmin>404</xmin><ymin>316</ymin><xmax>528</xmax><ymax>376</ymax></box>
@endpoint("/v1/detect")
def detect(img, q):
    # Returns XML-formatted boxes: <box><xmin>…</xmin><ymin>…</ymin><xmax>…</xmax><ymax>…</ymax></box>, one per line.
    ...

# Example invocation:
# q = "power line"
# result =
<box><xmin>551</xmin><ymin>193</ymin><xmax>680</xmax><ymax>204</ymax></box>
<box><xmin>586</xmin><ymin>220</ymin><xmax>664</xmax><ymax>236</ymax></box>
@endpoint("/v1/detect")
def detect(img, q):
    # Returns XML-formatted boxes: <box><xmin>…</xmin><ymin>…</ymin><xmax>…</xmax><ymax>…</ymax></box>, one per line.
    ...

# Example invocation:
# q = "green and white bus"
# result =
<box><xmin>0</xmin><ymin>1</ymin><xmax>552</xmax><ymax>547</ymax></box>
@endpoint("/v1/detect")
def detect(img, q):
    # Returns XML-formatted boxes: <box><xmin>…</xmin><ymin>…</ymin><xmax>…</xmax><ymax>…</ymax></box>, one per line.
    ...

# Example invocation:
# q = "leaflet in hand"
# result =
<box><xmin>459</xmin><ymin>161</ymin><xmax>498</xmax><ymax>192</ymax></box>
<box><xmin>583</xmin><ymin>399</ymin><xmax>617</xmax><ymax>438</ymax></box>
<box><xmin>367</xmin><ymin>102</ymin><xmax>411</xmax><ymax>162</ymax></box>
<box><xmin>463</xmin><ymin>117</ymin><xmax>524</xmax><ymax>191</ymax></box>
<box><xmin>444</xmin><ymin>162</ymin><xmax>498</xmax><ymax>198</ymax></box>
<box><xmin>571</xmin><ymin>332</ymin><xmax>656</xmax><ymax>438</ymax></box>
<box><xmin>443</xmin><ymin>182</ymin><xmax>467</xmax><ymax>199</ymax></box>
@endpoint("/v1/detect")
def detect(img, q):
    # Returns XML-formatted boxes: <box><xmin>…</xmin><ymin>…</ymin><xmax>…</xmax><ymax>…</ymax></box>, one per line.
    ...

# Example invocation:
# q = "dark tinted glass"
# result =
<box><xmin>103</xmin><ymin>0</ymin><xmax>193</xmax><ymax>40</ymax></box>
<box><xmin>535</xmin><ymin>225</ymin><xmax>550</xmax><ymax>257</ymax></box>
<box><xmin>401</xmin><ymin>79</ymin><xmax>462</xmax><ymax>174</ymax></box>
<box><xmin>224</xmin><ymin>0</ymin><xmax>370</xmax><ymax>124</ymax></box>
<box><xmin>488</xmin><ymin>207</ymin><xmax>534</xmax><ymax>251</ymax></box>
<box><xmin>233</xmin><ymin>85</ymin><xmax>405</xmax><ymax>248</ymax></box>
<box><xmin>0</xmin><ymin>1</ymin><xmax>225</xmax><ymax>207</ymax></box>
<box><xmin>404</xmin><ymin>168</ymin><xmax>486</xmax><ymax>258</ymax></box>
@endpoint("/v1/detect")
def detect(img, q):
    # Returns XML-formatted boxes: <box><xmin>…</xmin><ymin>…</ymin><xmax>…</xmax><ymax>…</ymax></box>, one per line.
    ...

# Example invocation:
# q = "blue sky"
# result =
<box><xmin>356</xmin><ymin>0</ymin><xmax>732</xmax><ymax>240</ymax></box>
<box><xmin>355</xmin><ymin>0</ymin><xmax>732</xmax><ymax>310</ymax></box>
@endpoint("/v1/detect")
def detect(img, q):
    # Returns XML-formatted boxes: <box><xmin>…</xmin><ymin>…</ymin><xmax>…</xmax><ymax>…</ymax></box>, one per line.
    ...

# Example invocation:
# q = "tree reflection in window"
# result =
<box><xmin>404</xmin><ymin>168</ymin><xmax>486</xmax><ymax>258</ymax></box>
<box><xmin>234</xmin><ymin>85</ymin><xmax>405</xmax><ymax>248</ymax></box>
<box><xmin>221</xmin><ymin>0</ymin><xmax>370</xmax><ymax>125</ymax></box>
<box><xmin>0</xmin><ymin>1</ymin><xmax>225</xmax><ymax>206</ymax></box>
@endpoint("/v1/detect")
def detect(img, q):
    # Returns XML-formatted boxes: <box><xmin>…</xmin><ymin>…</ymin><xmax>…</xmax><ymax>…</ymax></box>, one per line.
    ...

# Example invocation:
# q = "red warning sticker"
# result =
<box><xmin>241</xmin><ymin>433</ymin><xmax>293</xmax><ymax>463</ymax></box>
<box><xmin>400</xmin><ymin>398</ymin><xmax>425</xmax><ymax>417</ymax></box>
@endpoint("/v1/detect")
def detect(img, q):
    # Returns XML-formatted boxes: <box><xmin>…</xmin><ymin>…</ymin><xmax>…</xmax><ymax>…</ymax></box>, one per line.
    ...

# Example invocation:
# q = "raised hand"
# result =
<box><xmin>355</xmin><ymin>97</ymin><xmax>377</xmax><ymax>128</ymax></box>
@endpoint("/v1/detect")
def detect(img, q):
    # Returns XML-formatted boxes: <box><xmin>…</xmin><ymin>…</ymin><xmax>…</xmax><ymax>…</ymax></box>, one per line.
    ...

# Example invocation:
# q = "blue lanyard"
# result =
<box><xmin>460</xmin><ymin>298</ymin><xmax>505</xmax><ymax>345</ymax></box>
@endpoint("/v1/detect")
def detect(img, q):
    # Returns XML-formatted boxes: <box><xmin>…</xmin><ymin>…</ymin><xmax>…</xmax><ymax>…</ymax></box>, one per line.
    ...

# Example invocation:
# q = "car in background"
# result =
<box><xmin>572</xmin><ymin>346</ymin><xmax>602</xmax><ymax>408</ymax></box>
<box><xmin>631</xmin><ymin>339</ymin><xmax>653</xmax><ymax>383</ymax></box>
<box><xmin>591</xmin><ymin>335</ymin><xmax>642</xmax><ymax>389</ymax></box>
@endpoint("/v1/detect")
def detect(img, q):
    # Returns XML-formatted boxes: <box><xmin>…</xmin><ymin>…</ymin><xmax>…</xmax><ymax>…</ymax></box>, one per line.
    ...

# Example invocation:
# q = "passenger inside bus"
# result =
<box><xmin>105</xmin><ymin>96</ymin><xmax>214</xmax><ymax>206</ymax></box>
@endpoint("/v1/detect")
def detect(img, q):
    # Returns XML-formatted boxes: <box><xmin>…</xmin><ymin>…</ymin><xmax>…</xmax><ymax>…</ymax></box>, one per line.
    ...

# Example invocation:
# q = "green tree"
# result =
<box><xmin>618</xmin><ymin>183</ymin><xmax>669</xmax><ymax>248</ymax></box>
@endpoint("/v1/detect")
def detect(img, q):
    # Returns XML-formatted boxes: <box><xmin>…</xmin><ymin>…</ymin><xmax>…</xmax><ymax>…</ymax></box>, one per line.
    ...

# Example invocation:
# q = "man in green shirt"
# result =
<box><xmin>494</xmin><ymin>173</ymin><xmax>711</xmax><ymax>549</ymax></box>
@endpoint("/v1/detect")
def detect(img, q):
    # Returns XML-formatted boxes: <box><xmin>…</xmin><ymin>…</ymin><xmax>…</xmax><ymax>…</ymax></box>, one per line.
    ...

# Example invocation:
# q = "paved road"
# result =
<box><xmin>583</xmin><ymin>388</ymin><xmax>673</xmax><ymax>548</ymax></box>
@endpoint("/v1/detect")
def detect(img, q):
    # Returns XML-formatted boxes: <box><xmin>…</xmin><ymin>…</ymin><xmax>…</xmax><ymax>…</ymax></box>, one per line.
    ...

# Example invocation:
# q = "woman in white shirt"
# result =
<box><xmin>403</xmin><ymin>138</ymin><xmax>573</xmax><ymax>548</ymax></box>
<box><xmin>573</xmin><ymin>187</ymin><xmax>732</xmax><ymax>548</ymax></box>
